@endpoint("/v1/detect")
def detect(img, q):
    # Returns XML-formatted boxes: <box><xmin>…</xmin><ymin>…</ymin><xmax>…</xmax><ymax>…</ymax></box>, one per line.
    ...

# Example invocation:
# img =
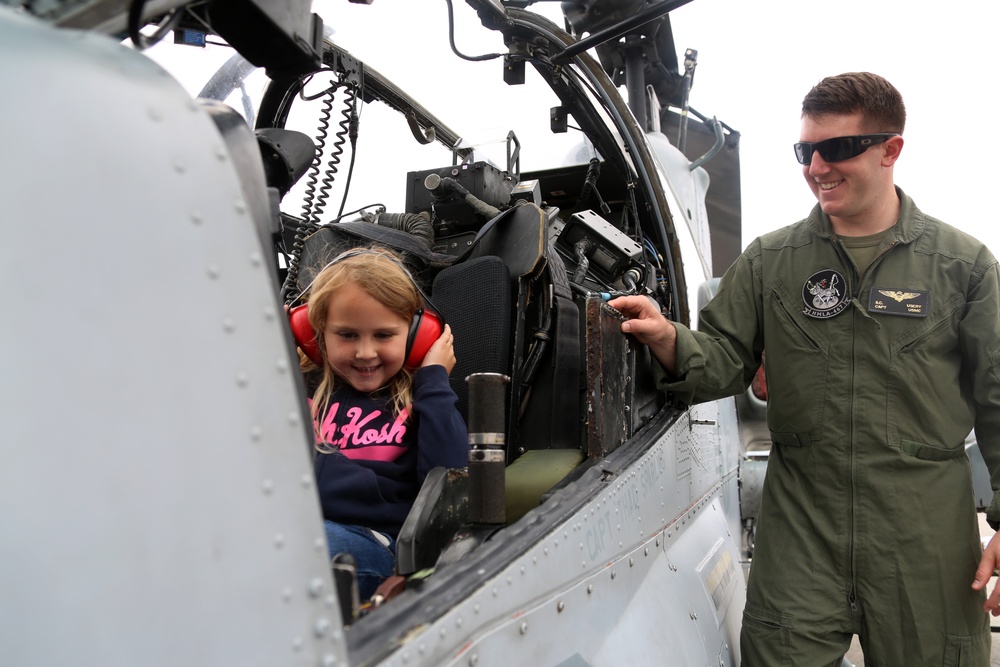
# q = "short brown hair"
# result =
<box><xmin>801</xmin><ymin>72</ymin><xmax>906</xmax><ymax>134</ymax></box>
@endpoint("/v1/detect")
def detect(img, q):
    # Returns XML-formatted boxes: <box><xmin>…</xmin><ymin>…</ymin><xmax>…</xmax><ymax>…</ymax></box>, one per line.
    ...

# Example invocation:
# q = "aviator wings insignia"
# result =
<box><xmin>879</xmin><ymin>290</ymin><xmax>921</xmax><ymax>302</ymax></box>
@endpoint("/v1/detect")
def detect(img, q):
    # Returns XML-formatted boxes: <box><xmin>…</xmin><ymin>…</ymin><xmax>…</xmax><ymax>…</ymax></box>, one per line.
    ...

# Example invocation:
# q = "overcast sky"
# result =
<box><xmin>667</xmin><ymin>0</ymin><xmax>999</xmax><ymax>254</ymax></box>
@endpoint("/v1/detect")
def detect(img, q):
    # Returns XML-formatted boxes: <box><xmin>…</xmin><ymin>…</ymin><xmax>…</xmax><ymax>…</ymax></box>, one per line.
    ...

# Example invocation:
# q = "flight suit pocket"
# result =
<box><xmin>900</xmin><ymin>438</ymin><xmax>966</xmax><ymax>461</ymax></box>
<box><xmin>741</xmin><ymin>603</ymin><xmax>790</xmax><ymax>664</ymax></box>
<box><xmin>770</xmin><ymin>432</ymin><xmax>807</xmax><ymax>448</ymax></box>
<box><xmin>942</xmin><ymin>630</ymin><xmax>991</xmax><ymax>666</ymax></box>
<box><xmin>764</xmin><ymin>285</ymin><xmax>830</xmax><ymax>435</ymax></box>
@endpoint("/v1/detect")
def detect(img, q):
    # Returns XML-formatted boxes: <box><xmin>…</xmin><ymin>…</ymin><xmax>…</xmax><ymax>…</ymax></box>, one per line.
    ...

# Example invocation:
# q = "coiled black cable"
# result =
<box><xmin>281</xmin><ymin>77</ymin><xmax>355</xmax><ymax>304</ymax></box>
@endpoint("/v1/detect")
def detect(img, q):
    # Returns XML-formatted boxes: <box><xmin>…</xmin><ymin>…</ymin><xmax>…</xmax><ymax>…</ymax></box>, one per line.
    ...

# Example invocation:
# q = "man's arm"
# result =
<box><xmin>966</xmin><ymin>260</ymin><xmax>1000</xmax><ymax>613</ymax></box>
<box><xmin>607</xmin><ymin>295</ymin><xmax>678</xmax><ymax>373</ymax></box>
<box><xmin>972</xmin><ymin>532</ymin><xmax>1000</xmax><ymax>614</ymax></box>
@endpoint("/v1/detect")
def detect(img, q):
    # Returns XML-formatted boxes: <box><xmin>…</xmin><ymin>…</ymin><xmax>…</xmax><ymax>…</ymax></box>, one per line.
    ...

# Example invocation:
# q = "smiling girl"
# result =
<box><xmin>303</xmin><ymin>247</ymin><xmax>468</xmax><ymax>600</ymax></box>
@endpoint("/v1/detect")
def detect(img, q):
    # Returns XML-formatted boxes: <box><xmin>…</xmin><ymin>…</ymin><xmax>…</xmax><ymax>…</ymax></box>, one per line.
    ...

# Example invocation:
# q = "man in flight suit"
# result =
<box><xmin>611</xmin><ymin>72</ymin><xmax>1000</xmax><ymax>665</ymax></box>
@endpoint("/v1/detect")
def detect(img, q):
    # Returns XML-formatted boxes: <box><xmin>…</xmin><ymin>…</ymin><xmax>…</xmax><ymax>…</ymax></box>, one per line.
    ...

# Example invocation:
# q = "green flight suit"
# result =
<box><xmin>661</xmin><ymin>189</ymin><xmax>1000</xmax><ymax>666</ymax></box>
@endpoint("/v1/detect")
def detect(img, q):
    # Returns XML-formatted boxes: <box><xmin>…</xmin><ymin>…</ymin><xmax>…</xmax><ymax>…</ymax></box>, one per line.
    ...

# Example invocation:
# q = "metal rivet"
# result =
<box><xmin>308</xmin><ymin>578</ymin><xmax>324</xmax><ymax>598</ymax></box>
<box><xmin>274</xmin><ymin>533</ymin><xmax>285</xmax><ymax>549</ymax></box>
<box><xmin>262</xmin><ymin>479</ymin><xmax>274</xmax><ymax>495</ymax></box>
<box><xmin>236</xmin><ymin>372</ymin><xmax>249</xmax><ymax>388</ymax></box>
<box><xmin>191</xmin><ymin>211</ymin><xmax>203</xmax><ymax>225</ymax></box>
<box><xmin>207</xmin><ymin>264</ymin><xmax>220</xmax><ymax>279</ymax></box>
<box><xmin>250</xmin><ymin>426</ymin><xmax>262</xmax><ymax>441</ymax></box>
<box><xmin>291</xmin><ymin>636</ymin><xmax>303</xmax><ymax>652</ymax></box>
<box><xmin>222</xmin><ymin>318</ymin><xmax>236</xmax><ymax>333</ymax></box>
<box><xmin>315</xmin><ymin>617</ymin><xmax>330</xmax><ymax>638</ymax></box>
<box><xmin>557</xmin><ymin>601</ymin><xmax>565</xmax><ymax>612</ymax></box>
<box><xmin>519</xmin><ymin>622</ymin><xmax>528</xmax><ymax>635</ymax></box>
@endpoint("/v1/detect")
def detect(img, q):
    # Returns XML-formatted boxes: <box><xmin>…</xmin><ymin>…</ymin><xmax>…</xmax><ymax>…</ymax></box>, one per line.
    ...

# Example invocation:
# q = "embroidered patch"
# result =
<box><xmin>868</xmin><ymin>288</ymin><xmax>929</xmax><ymax>317</ymax></box>
<box><xmin>802</xmin><ymin>269</ymin><xmax>850</xmax><ymax>318</ymax></box>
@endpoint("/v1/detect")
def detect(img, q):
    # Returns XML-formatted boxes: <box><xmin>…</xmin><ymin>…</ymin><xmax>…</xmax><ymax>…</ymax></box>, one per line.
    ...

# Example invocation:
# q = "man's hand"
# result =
<box><xmin>608</xmin><ymin>295</ymin><xmax>679</xmax><ymax>373</ymax></box>
<box><xmin>972</xmin><ymin>529</ymin><xmax>1000</xmax><ymax>614</ymax></box>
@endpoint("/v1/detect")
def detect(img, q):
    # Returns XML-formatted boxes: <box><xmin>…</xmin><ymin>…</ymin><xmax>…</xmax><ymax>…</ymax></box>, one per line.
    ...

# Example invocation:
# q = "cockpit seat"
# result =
<box><xmin>430</xmin><ymin>255</ymin><xmax>512</xmax><ymax>421</ymax></box>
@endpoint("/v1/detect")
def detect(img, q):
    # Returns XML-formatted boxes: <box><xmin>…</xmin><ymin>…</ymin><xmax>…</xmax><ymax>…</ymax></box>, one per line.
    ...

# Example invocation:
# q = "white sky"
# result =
<box><xmin>668</xmin><ymin>0</ymin><xmax>1000</xmax><ymax>254</ymax></box>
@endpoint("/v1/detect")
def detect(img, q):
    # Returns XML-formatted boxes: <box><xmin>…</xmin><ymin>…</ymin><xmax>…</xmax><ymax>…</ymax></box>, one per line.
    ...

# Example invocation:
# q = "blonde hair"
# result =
<box><xmin>306</xmin><ymin>247</ymin><xmax>422</xmax><ymax>449</ymax></box>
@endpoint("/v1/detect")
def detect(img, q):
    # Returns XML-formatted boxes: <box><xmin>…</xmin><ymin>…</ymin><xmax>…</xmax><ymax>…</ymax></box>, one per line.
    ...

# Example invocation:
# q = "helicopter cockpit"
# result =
<box><xmin>141</xmin><ymin>4</ymin><xmax>681</xmax><ymax>614</ymax></box>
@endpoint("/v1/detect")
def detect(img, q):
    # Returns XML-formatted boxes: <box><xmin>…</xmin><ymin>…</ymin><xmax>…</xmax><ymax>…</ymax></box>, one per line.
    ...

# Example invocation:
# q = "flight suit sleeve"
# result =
<box><xmin>963</xmin><ymin>258</ymin><xmax>1000</xmax><ymax>526</ymax></box>
<box><xmin>655</xmin><ymin>247</ymin><xmax>765</xmax><ymax>406</ymax></box>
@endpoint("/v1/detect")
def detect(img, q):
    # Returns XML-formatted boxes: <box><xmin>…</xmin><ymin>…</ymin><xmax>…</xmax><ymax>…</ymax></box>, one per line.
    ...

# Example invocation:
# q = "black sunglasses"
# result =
<box><xmin>793</xmin><ymin>133</ymin><xmax>899</xmax><ymax>165</ymax></box>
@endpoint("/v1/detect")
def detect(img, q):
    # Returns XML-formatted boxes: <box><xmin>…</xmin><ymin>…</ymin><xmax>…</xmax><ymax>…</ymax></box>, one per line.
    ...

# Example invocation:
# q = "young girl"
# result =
<box><xmin>302</xmin><ymin>247</ymin><xmax>468</xmax><ymax>601</ymax></box>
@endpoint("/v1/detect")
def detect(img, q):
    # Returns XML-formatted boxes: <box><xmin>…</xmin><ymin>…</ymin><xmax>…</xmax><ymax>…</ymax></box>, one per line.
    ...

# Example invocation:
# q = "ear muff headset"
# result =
<box><xmin>287</xmin><ymin>250</ymin><xmax>445</xmax><ymax>370</ymax></box>
<box><xmin>289</xmin><ymin>303</ymin><xmax>443</xmax><ymax>369</ymax></box>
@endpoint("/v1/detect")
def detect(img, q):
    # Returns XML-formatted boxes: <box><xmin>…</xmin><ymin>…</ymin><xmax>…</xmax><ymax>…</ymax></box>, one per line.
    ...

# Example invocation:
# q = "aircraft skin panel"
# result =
<box><xmin>362</xmin><ymin>411</ymin><xmax>743</xmax><ymax>667</ymax></box>
<box><xmin>0</xmin><ymin>11</ymin><xmax>344</xmax><ymax>666</ymax></box>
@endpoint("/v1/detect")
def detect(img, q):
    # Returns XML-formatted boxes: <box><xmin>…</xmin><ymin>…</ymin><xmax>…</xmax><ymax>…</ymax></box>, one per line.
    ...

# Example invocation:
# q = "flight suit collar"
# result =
<box><xmin>802</xmin><ymin>186</ymin><xmax>924</xmax><ymax>246</ymax></box>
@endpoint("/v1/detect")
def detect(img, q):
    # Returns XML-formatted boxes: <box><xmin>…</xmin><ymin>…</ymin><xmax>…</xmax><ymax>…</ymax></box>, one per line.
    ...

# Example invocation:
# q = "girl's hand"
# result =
<box><xmin>421</xmin><ymin>323</ymin><xmax>457</xmax><ymax>374</ymax></box>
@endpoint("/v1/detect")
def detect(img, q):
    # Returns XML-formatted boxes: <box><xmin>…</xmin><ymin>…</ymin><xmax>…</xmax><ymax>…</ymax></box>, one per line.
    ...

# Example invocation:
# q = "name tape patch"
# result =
<box><xmin>868</xmin><ymin>288</ymin><xmax>929</xmax><ymax>317</ymax></box>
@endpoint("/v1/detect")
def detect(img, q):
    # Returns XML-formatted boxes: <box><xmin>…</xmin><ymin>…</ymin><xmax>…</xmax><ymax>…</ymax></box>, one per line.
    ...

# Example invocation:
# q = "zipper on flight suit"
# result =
<box><xmin>832</xmin><ymin>236</ymin><xmax>899</xmax><ymax>620</ymax></box>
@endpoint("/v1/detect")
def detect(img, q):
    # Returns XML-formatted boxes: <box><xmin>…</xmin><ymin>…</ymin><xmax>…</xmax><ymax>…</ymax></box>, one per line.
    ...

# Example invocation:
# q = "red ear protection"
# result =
<box><xmin>405</xmin><ymin>308</ymin><xmax>445</xmax><ymax>369</ymax></box>
<box><xmin>289</xmin><ymin>303</ymin><xmax>444</xmax><ymax>370</ymax></box>
<box><xmin>289</xmin><ymin>304</ymin><xmax>322</xmax><ymax>366</ymax></box>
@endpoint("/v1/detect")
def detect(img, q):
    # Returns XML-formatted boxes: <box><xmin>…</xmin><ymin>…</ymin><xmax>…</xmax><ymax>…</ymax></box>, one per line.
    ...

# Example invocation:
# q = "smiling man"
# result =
<box><xmin>611</xmin><ymin>72</ymin><xmax>1000</xmax><ymax>665</ymax></box>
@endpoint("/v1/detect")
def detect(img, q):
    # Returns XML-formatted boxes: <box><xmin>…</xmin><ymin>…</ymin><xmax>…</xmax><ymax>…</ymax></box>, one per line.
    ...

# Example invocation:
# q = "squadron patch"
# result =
<box><xmin>868</xmin><ymin>287</ymin><xmax>929</xmax><ymax>317</ymax></box>
<box><xmin>802</xmin><ymin>269</ymin><xmax>850</xmax><ymax>318</ymax></box>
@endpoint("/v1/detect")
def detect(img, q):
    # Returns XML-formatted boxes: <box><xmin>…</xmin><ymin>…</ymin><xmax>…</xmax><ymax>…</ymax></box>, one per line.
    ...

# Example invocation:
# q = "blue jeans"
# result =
<box><xmin>323</xmin><ymin>521</ymin><xmax>396</xmax><ymax>600</ymax></box>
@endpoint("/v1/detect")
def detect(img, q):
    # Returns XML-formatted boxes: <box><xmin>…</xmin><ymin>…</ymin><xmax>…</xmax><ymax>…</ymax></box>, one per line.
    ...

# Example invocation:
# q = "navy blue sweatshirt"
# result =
<box><xmin>312</xmin><ymin>364</ymin><xmax>468</xmax><ymax>539</ymax></box>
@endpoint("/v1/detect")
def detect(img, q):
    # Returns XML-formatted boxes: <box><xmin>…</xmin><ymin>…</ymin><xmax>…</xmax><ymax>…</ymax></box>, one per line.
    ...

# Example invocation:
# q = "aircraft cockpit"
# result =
<box><xmin>138</xmin><ymin>3</ymin><xmax>683</xmax><ymax>617</ymax></box>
